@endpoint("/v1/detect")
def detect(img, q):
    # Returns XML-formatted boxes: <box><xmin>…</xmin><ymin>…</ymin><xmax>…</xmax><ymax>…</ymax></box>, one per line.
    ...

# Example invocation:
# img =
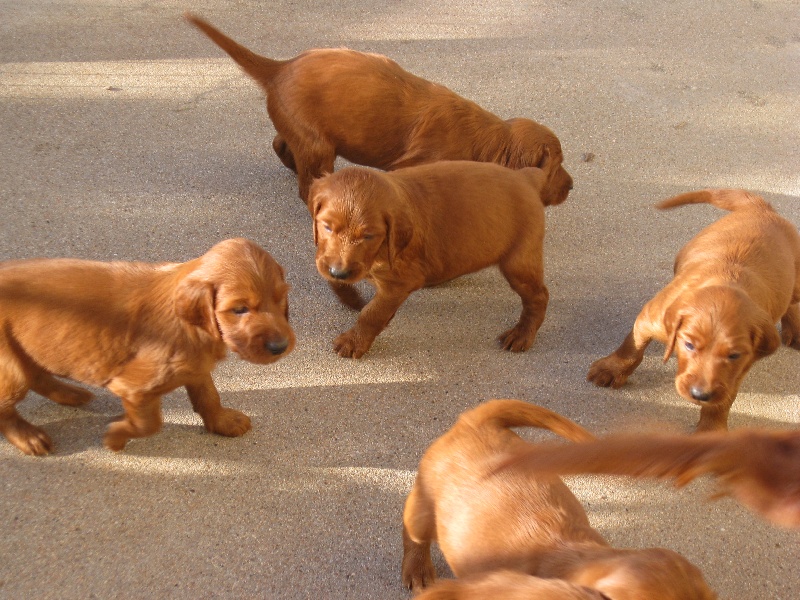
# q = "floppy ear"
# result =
<box><xmin>174</xmin><ymin>277</ymin><xmax>220</xmax><ymax>338</ymax></box>
<box><xmin>752</xmin><ymin>315</ymin><xmax>781</xmax><ymax>359</ymax></box>
<box><xmin>662</xmin><ymin>300</ymin><xmax>685</xmax><ymax>362</ymax></box>
<box><xmin>385</xmin><ymin>207</ymin><xmax>413</xmax><ymax>269</ymax></box>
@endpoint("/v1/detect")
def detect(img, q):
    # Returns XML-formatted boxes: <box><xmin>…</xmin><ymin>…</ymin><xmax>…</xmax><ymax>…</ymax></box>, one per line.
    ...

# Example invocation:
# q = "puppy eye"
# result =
<box><xmin>684</xmin><ymin>341</ymin><xmax>695</xmax><ymax>351</ymax></box>
<box><xmin>728</xmin><ymin>352</ymin><xmax>741</xmax><ymax>360</ymax></box>
<box><xmin>363</xmin><ymin>233</ymin><xmax>374</xmax><ymax>240</ymax></box>
<box><xmin>322</xmin><ymin>223</ymin><xmax>332</xmax><ymax>233</ymax></box>
<box><xmin>232</xmin><ymin>306</ymin><xmax>249</xmax><ymax>315</ymax></box>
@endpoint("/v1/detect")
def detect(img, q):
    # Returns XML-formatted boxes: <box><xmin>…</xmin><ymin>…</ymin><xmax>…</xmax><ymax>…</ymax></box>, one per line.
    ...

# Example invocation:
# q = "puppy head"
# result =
<box><xmin>662</xmin><ymin>286</ymin><xmax>780</xmax><ymax>407</ymax></box>
<box><xmin>309</xmin><ymin>168</ymin><xmax>412</xmax><ymax>283</ymax></box>
<box><xmin>504</xmin><ymin>118</ymin><xmax>573</xmax><ymax>206</ymax></box>
<box><xmin>174</xmin><ymin>238</ymin><xmax>295</xmax><ymax>364</ymax></box>
<box><xmin>570</xmin><ymin>548</ymin><xmax>717</xmax><ymax>600</ymax></box>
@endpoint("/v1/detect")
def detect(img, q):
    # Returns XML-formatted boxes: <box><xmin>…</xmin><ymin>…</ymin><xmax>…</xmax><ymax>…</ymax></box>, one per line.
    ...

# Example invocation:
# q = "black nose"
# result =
<box><xmin>329</xmin><ymin>266</ymin><xmax>350</xmax><ymax>280</ymax></box>
<box><xmin>265</xmin><ymin>338</ymin><xmax>289</xmax><ymax>356</ymax></box>
<box><xmin>690</xmin><ymin>387</ymin><xmax>712</xmax><ymax>402</ymax></box>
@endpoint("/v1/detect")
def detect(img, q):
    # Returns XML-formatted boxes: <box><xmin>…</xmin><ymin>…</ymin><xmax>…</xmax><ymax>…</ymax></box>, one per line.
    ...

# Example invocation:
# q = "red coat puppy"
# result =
<box><xmin>310</xmin><ymin>160</ymin><xmax>558</xmax><ymax>358</ymax></box>
<box><xmin>186</xmin><ymin>14</ymin><xmax>573</xmax><ymax>206</ymax></box>
<box><xmin>0</xmin><ymin>238</ymin><xmax>294</xmax><ymax>455</ymax></box>
<box><xmin>402</xmin><ymin>399</ymin><xmax>717</xmax><ymax>599</ymax></box>
<box><xmin>588</xmin><ymin>189</ymin><xmax>800</xmax><ymax>431</ymax></box>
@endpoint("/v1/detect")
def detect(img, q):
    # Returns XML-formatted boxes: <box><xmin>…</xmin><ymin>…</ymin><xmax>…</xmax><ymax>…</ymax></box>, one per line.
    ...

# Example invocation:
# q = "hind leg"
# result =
<box><xmin>401</xmin><ymin>483</ymin><xmax>437</xmax><ymax>591</ymax></box>
<box><xmin>294</xmin><ymin>143</ymin><xmax>336</xmax><ymax>207</ymax></box>
<box><xmin>498</xmin><ymin>250</ymin><xmax>549</xmax><ymax>352</ymax></box>
<box><xmin>272</xmin><ymin>134</ymin><xmax>297</xmax><ymax>172</ymax></box>
<box><xmin>0</xmin><ymin>359</ymin><xmax>51</xmax><ymax>456</ymax></box>
<box><xmin>31</xmin><ymin>371</ymin><xmax>93</xmax><ymax>406</ymax></box>
<box><xmin>781</xmin><ymin>303</ymin><xmax>800</xmax><ymax>350</ymax></box>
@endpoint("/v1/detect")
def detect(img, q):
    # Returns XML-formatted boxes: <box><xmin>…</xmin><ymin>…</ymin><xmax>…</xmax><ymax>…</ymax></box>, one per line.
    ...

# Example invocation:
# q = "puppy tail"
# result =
<box><xmin>185</xmin><ymin>13</ymin><xmax>284</xmax><ymax>86</ymax></box>
<box><xmin>466</xmin><ymin>399</ymin><xmax>595</xmax><ymax>443</ymax></box>
<box><xmin>656</xmin><ymin>189</ymin><xmax>772</xmax><ymax>213</ymax></box>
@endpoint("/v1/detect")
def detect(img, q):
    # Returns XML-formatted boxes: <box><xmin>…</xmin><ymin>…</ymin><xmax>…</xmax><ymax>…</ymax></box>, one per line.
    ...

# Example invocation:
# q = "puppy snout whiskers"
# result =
<box><xmin>690</xmin><ymin>386</ymin><xmax>713</xmax><ymax>402</ymax></box>
<box><xmin>265</xmin><ymin>337</ymin><xmax>290</xmax><ymax>356</ymax></box>
<box><xmin>329</xmin><ymin>266</ymin><xmax>350</xmax><ymax>280</ymax></box>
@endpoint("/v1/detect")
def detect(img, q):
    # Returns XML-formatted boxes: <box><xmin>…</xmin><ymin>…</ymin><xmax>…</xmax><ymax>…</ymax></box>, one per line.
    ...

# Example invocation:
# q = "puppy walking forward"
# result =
<box><xmin>402</xmin><ymin>399</ymin><xmax>717</xmax><ymax>599</ymax></box>
<box><xmin>185</xmin><ymin>14</ymin><xmax>572</xmax><ymax>206</ymax></box>
<box><xmin>0</xmin><ymin>238</ymin><xmax>294</xmax><ymax>455</ymax></box>
<box><xmin>310</xmin><ymin>161</ymin><xmax>556</xmax><ymax>357</ymax></box>
<box><xmin>588</xmin><ymin>189</ymin><xmax>800</xmax><ymax>431</ymax></box>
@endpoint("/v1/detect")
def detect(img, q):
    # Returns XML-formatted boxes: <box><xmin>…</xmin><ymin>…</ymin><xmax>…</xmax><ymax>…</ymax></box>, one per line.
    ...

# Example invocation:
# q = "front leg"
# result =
<box><xmin>186</xmin><ymin>374</ymin><xmax>251</xmax><ymax>437</ymax></box>
<box><xmin>104</xmin><ymin>393</ymin><xmax>162</xmax><ymax>451</ymax></box>
<box><xmin>333</xmin><ymin>282</ymin><xmax>413</xmax><ymax>358</ymax></box>
<box><xmin>587</xmin><ymin>306</ymin><xmax>661</xmax><ymax>388</ymax></box>
<box><xmin>696</xmin><ymin>397</ymin><xmax>733</xmax><ymax>432</ymax></box>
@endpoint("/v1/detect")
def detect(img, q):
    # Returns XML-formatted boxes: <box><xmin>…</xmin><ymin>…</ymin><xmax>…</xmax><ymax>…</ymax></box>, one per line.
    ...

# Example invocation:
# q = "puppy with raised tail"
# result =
<box><xmin>402</xmin><ymin>399</ymin><xmax>717</xmax><ymax>599</ymax></box>
<box><xmin>185</xmin><ymin>14</ymin><xmax>572</xmax><ymax>206</ymax></box>
<box><xmin>588</xmin><ymin>189</ymin><xmax>800</xmax><ymax>431</ymax></box>
<box><xmin>310</xmin><ymin>160</ymin><xmax>558</xmax><ymax>358</ymax></box>
<box><xmin>0</xmin><ymin>238</ymin><xmax>294</xmax><ymax>455</ymax></box>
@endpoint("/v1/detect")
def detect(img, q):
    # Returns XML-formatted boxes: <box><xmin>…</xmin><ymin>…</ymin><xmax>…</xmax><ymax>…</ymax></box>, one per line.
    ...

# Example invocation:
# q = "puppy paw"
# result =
<box><xmin>207</xmin><ymin>408</ymin><xmax>252</xmax><ymax>437</ymax></box>
<box><xmin>497</xmin><ymin>326</ymin><xmax>535</xmax><ymax>352</ymax></box>
<box><xmin>103</xmin><ymin>421</ymin><xmax>131</xmax><ymax>452</ymax></box>
<box><xmin>401</xmin><ymin>551</ymin><xmax>437</xmax><ymax>591</ymax></box>
<box><xmin>4</xmin><ymin>421</ymin><xmax>53</xmax><ymax>456</ymax></box>
<box><xmin>333</xmin><ymin>331</ymin><xmax>371</xmax><ymax>358</ymax></box>
<box><xmin>586</xmin><ymin>355</ymin><xmax>633</xmax><ymax>388</ymax></box>
<box><xmin>781</xmin><ymin>327</ymin><xmax>800</xmax><ymax>350</ymax></box>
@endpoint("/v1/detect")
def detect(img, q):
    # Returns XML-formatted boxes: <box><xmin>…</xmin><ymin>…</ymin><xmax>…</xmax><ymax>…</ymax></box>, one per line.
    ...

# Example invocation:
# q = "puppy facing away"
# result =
<box><xmin>415</xmin><ymin>570</ymin><xmax>608</xmax><ymax>600</ymax></box>
<box><xmin>310</xmin><ymin>160</ymin><xmax>556</xmax><ymax>358</ymax></box>
<box><xmin>185</xmin><ymin>14</ymin><xmax>573</xmax><ymax>206</ymax></box>
<box><xmin>402</xmin><ymin>399</ymin><xmax>717</xmax><ymax>599</ymax></box>
<box><xmin>501</xmin><ymin>427</ymin><xmax>800</xmax><ymax>529</ymax></box>
<box><xmin>0</xmin><ymin>238</ymin><xmax>295</xmax><ymax>455</ymax></box>
<box><xmin>588</xmin><ymin>189</ymin><xmax>800</xmax><ymax>431</ymax></box>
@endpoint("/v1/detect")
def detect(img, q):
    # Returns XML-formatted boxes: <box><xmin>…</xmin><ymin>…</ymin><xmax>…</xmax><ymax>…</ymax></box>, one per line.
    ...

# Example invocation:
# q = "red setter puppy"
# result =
<box><xmin>310</xmin><ymin>160</ymin><xmax>559</xmax><ymax>358</ymax></box>
<box><xmin>402</xmin><ymin>400</ymin><xmax>717</xmax><ymax>599</ymax></box>
<box><xmin>588</xmin><ymin>189</ymin><xmax>800</xmax><ymax>431</ymax></box>
<box><xmin>186</xmin><ymin>14</ymin><xmax>573</xmax><ymax>206</ymax></box>
<box><xmin>0</xmin><ymin>238</ymin><xmax>294</xmax><ymax>455</ymax></box>
<box><xmin>502</xmin><ymin>426</ymin><xmax>800</xmax><ymax>529</ymax></box>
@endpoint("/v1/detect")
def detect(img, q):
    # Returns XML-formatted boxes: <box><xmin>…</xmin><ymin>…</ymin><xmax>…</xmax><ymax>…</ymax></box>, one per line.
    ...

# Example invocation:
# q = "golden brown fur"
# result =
<box><xmin>415</xmin><ymin>570</ymin><xmax>608</xmax><ymax>600</ymax></box>
<box><xmin>501</xmin><ymin>427</ymin><xmax>800</xmax><ymax>529</ymax></box>
<box><xmin>588</xmin><ymin>189</ymin><xmax>800</xmax><ymax>431</ymax></box>
<box><xmin>0</xmin><ymin>238</ymin><xmax>295</xmax><ymax>455</ymax></box>
<box><xmin>185</xmin><ymin>14</ymin><xmax>573</xmax><ymax>206</ymax></box>
<box><xmin>310</xmin><ymin>161</ymin><xmax>555</xmax><ymax>357</ymax></box>
<box><xmin>402</xmin><ymin>399</ymin><xmax>717</xmax><ymax>599</ymax></box>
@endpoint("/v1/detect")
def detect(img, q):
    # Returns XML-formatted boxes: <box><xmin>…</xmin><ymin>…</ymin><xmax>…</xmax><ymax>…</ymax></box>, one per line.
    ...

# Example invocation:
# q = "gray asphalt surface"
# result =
<box><xmin>0</xmin><ymin>1</ymin><xmax>798</xmax><ymax>598</ymax></box>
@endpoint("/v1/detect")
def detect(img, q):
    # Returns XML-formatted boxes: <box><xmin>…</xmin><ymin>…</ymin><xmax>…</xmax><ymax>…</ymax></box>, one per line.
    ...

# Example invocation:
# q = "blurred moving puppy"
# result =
<box><xmin>0</xmin><ymin>238</ymin><xmax>294</xmax><ymax>455</ymax></box>
<box><xmin>402</xmin><ymin>399</ymin><xmax>717</xmax><ymax>599</ymax></box>
<box><xmin>502</xmin><ymin>426</ymin><xmax>800</xmax><ymax>529</ymax></box>
<box><xmin>415</xmin><ymin>570</ymin><xmax>608</xmax><ymax>600</ymax></box>
<box><xmin>185</xmin><ymin>14</ymin><xmax>573</xmax><ymax>206</ymax></box>
<box><xmin>588</xmin><ymin>189</ymin><xmax>800</xmax><ymax>431</ymax></box>
<box><xmin>310</xmin><ymin>161</ymin><xmax>558</xmax><ymax>358</ymax></box>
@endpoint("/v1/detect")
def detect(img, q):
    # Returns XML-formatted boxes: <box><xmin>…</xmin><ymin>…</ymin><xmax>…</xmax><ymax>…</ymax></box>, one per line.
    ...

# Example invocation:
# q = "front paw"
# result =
<box><xmin>498</xmin><ymin>325</ymin><xmax>536</xmax><ymax>352</ymax></box>
<box><xmin>401</xmin><ymin>548</ymin><xmax>437</xmax><ymax>591</ymax></box>
<box><xmin>207</xmin><ymin>408</ymin><xmax>252</xmax><ymax>437</ymax></box>
<box><xmin>103</xmin><ymin>420</ymin><xmax>131</xmax><ymax>452</ymax></box>
<box><xmin>587</xmin><ymin>355</ymin><xmax>634</xmax><ymax>388</ymax></box>
<box><xmin>333</xmin><ymin>330</ymin><xmax>373</xmax><ymax>358</ymax></box>
<box><xmin>4</xmin><ymin>419</ymin><xmax>53</xmax><ymax>456</ymax></box>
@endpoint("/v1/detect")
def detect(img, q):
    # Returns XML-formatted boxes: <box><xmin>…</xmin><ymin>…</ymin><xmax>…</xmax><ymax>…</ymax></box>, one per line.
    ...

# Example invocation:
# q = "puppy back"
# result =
<box><xmin>656</xmin><ymin>188</ymin><xmax>772</xmax><ymax>213</ymax></box>
<box><xmin>185</xmin><ymin>14</ymin><xmax>284</xmax><ymax>87</ymax></box>
<box><xmin>464</xmin><ymin>399</ymin><xmax>595</xmax><ymax>443</ymax></box>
